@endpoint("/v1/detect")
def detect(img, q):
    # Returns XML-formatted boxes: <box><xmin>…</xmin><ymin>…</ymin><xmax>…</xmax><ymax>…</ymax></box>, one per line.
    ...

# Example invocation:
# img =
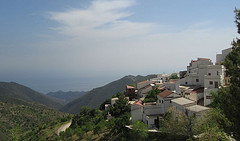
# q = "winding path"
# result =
<box><xmin>56</xmin><ymin>121</ymin><xmax>72</xmax><ymax>135</ymax></box>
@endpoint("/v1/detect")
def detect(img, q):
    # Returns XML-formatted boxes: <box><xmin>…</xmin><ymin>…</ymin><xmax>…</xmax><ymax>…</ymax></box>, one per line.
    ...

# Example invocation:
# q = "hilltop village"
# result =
<box><xmin>106</xmin><ymin>48</ymin><xmax>232</xmax><ymax>129</ymax></box>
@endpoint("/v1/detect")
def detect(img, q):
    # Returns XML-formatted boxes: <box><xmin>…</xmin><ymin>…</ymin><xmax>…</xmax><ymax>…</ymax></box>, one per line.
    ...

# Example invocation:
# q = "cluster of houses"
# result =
<box><xmin>108</xmin><ymin>48</ymin><xmax>232</xmax><ymax>129</ymax></box>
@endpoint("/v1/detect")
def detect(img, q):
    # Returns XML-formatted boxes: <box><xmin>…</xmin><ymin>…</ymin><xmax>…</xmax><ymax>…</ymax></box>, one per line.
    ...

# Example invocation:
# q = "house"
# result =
<box><xmin>156</xmin><ymin>74</ymin><xmax>170</xmax><ymax>83</ymax></box>
<box><xmin>165</xmin><ymin>79</ymin><xmax>178</xmax><ymax>91</ymax></box>
<box><xmin>171</xmin><ymin>97</ymin><xmax>196</xmax><ymax>113</ymax></box>
<box><xmin>137</xmin><ymin>84</ymin><xmax>154</xmax><ymax>98</ymax></box>
<box><xmin>216</xmin><ymin>48</ymin><xmax>232</xmax><ymax>65</ymax></box>
<box><xmin>157</xmin><ymin>90</ymin><xmax>181</xmax><ymax>114</ymax></box>
<box><xmin>137</xmin><ymin>80</ymin><xmax>153</xmax><ymax>89</ymax></box>
<box><xmin>179</xmin><ymin>86</ymin><xmax>204</xmax><ymax>103</ymax></box>
<box><xmin>204</xmin><ymin>65</ymin><xmax>226</xmax><ymax>106</ymax></box>
<box><xmin>186</xmin><ymin>105</ymin><xmax>210</xmax><ymax>119</ymax></box>
<box><xmin>125</xmin><ymin>85</ymin><xmax>136</xmax><ymax>100</ymax></box>
<box><xmin>142</xmin><ymin>102</ymin><xmax>162</xmax><ymax>129</ymax></box>
<box><xmin>131</xmin><ymin>100</ymin><xmax>143</xmax><ymax>121</ymax></box>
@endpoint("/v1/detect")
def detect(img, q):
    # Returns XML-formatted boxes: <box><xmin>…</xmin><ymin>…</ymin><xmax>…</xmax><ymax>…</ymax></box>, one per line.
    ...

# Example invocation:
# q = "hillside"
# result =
<box><xmin>0</xmin><ymin>82</ymin><xmax>63</xmax><ymax>109</ymax></box>
<box><xmin>47</xmin><ymin>90</ymin><xmax>87</xmax><ymax>105</ymax></box>
<box><xmin>0</xmin><ymin>95</ymin><xmax>69</xmax><ymax>141</ymax></box>
<box><xmin>60</xmin><ymin>75</ymin><xmax>157</xmax><ymax>114</ymax></box>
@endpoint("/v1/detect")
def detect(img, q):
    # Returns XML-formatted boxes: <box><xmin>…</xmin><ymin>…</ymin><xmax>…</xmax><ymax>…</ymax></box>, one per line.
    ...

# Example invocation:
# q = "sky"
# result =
<box><xmin>0</xmin><ymin>0</ymin><xmax>240</xmax><ymax>93</ymax></box>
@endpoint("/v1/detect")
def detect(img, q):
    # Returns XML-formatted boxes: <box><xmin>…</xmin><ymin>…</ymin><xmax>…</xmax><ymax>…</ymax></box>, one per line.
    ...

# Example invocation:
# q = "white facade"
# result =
<box><xmin>137</xmin><ymin>80</ymin><xmax>153</xmax><ymax>89</ymax></box>
<box><xmin>138</xmin><ymin>85</ymin><xmax>153</xmax><ymax>98</ymax></box>
<box><xmin>216</xmin><ymin>48</ymin><xmax>232</xmax><ymax>65</ymax></box>
<box><xmin>142</xmin><ymin>102</ymin><xmax>161</xmax><ymax>128</ymax></box>
<box><xmin>156</xmin><ymin>74</ymin><xmax>170</xmax><ymax>83</ymax></box>
<box><xmin>111</xmin><ymin>98</ymin><xmax>118</xmax><ymax>105</ymax></box>
<box><xmin>171</xmin><ymin>97</ymin><xmax>196</xmax><ymax>113</ymax></box>
<box><xmin>186</xmin><ymin>105</ymin><xmax>210</xmax><ymax>119</ymax></box>
<box><xmin>203</xmin><ymin>65</ymin><xmax>225</xmax><ymax>106</ymax></box>
<box><xmin>157</xmin><ymin>92</ymin><xmax>181</xmax><ymax>114</ymax></box>
<box><xmin>131</xmin><ymin>101</ymin><xmax>143</xmax><ymax>121</ymax></box>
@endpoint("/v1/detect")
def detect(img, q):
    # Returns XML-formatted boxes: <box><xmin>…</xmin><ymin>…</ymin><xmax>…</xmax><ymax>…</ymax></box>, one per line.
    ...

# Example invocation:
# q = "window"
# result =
<box><xmin>196</xmin><ymin>79</ymin><xmax>199</xmax><ymax>82</ymax></box>
<box><xmin>208</xmin><ymin>73</ymin><xmax>211</xmax><ymax>76</ymax></box>
<box><xmin>185</xmin><ymin>82</ymin><xmax>188</xmax><ymax>85</ymax></box>
<box><xmin>217</xmin><ymin>71</ymin><xmax>219</xmax><ymax>75</ymax></box>
<box><xmin>215</xmin><ymin>81</ymin><xmax>219</xmax><ymax>88</ymax></box>
<box><xmin>209</xmin><ymin>81</ymin><xmax>213</xmax><ymax>85</ymax></box>
<box><xmin>162</xmin><ymin>100</ymin><xmax>163</xmax><ymax>103</ymax></box>
<box><xmin>206</xmin><ymin>96</ymin><xmax>212</xmax><ymax>99</ymax></box>
<box><xmin>170</xmin><ymin>100</ymin><xmax>172</xmax><ymax>103</ymax></box>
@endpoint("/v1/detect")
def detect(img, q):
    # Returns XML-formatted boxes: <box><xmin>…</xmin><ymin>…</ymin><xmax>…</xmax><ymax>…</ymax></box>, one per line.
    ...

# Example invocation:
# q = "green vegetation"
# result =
<box><xmin>211</xmin><ymin>9</ymin><xmax>240</xmax><ymax>139</ymax></box>
<box><xmin>0</xmin><ymin>95</ymin><xmax>69</xmax><ymax>141</ymax></box>
<box><xmin>130</xmin><ymin>121</ymin><xmax>148</xmax><ymax>141</ymax></box>
<box><xmin>60</xmin><ymin>75</ymin><xmax>157</xmax><ymax>114</ymax></box>
<box><xmin>143</xmin><ymin>88</ymin><xmax>162</xmax><ymax>103</ymax></box>
<box><xmin>47</xmin><ymin>90</ymin><xmax>87</xmax><ymax>105</ymax></box>
<box><xmin>169</xmin><ymin>74</ymin><xmax>179</xmax><ymax>80</ymax></box>
<box><xmin>0</xmin><ymin>82</ymin><xmax>63</xmax><ymax>109</ymax></box>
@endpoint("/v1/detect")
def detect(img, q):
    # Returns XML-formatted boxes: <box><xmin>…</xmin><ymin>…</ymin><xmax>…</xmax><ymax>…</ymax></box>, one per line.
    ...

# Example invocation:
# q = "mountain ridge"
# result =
<box><xmin>60</xmin><ymin>75</ymin><xmax>157</xmax><ymax>114</ymax></box>
<box><xmin>0</xmin><ymin>82</ymin><xmax>63</xmax><ymax>109</ymax></box>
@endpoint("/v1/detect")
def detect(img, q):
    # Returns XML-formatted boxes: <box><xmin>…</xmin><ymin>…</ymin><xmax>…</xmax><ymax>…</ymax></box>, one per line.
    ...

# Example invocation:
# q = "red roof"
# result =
<box><xmin>158</xmin><ymin>90</ymin><xmax>173</xmax><ymax>98</ymax></box>
<box><xmin>138</xmin><ymin>80</ymin><xmax>149</xmax><ymax>85</ymax></box>
<box><xmin>132</xmin><ymin>100</ymin><xmax>142</xmax><ymax>106</ymax></box>
<box><xmin>126</xmin><ymin>85</ymin><xmax>135</xmax><ymax>89</ymax></box>
<box><xmin>192</xmin><ymin>87</ymin><xmax>204</xmax><ymax>94</ymax></box>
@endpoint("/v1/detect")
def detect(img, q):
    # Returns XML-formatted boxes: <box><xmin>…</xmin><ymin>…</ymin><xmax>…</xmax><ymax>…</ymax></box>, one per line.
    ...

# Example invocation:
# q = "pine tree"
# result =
<box><xmin>212</xmin><ymin>8</ymin><xmax>240</xmax><ymax>139</ymax></box>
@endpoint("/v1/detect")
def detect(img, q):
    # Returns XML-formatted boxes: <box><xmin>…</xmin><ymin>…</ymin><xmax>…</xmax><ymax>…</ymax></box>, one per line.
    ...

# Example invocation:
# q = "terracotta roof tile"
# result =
<box><xmin>126</xmin><ymin>85</ymin><xmax>135</xmax><ymax>89</ymax></box>
<box><xmin>158</xmin><ymin>90</ymin><xmax>173</xmax><ymax>98</ymax></box>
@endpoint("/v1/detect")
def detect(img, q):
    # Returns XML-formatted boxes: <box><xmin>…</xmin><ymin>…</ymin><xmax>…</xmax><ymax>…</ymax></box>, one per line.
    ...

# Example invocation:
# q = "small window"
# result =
<box><xmin>208</xmin><ymin>73</ymin><xmax>211</xmax><ymax>76</ymax></box>
<box><xmin>185</xmin><ymin>82</ymin><xmax>188</xmax><ymax>85</ymax></box>
<box><xmin>170</xmin><ymin>100</ymin><xmax>172</xmax><ymax>103</ymax></box>
<box><xmin>196</xmin><ymin>79</ymin><xmax>199</xmax><ymax>82</ymax></box>
<box><xmin>217</xmin><ymin>71</ymin><xmax>219</xmax><ymax>75</ymax></box>
<box><xmin>162</xmin><ymin>100</ymin><xmax>163</xmax><ymax>103</ymax></box>
<box><xmin>206</xmin><ymin>96</ymin><xmax>212</xmax><ymax>99</ymax></box>
<box><xmin>209</xmin><ymin>81</ymin><xmax>213</xmax><ymax>85</ymax></box>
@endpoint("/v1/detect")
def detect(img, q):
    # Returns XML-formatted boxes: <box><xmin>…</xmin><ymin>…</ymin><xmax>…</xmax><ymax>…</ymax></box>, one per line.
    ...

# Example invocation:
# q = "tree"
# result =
<box><xmin>94</xmin><ymin>120</ymin><xmax>105</xmax><ymax>136</ymax></box>
<box><xmin>143</xmin><ymin>88</ymin><xmax>161</xmax><ymax>103</ymax></box>
<box><xmin>169</xmin><ymin>74</ymin><xmax>179</xmax><ymax>80</ymax></box>
<box><xmin>161</xmin><ymin>107</ymin><xmax>197</xmax><ymax>140</ymax></box>
<box><xmin>195</xmin><ymin>109</ymin><xmax>231</xmax><ymax>141</ymax></box>
<box><xmin>130</xmin><ymin>121</ymin><xmax>148</xmax><ymax>141</ymax></box>
<box><xmin>211</xmin><ymin>8</ymin><xmax>240</xmax><ymax>139</ymax></box>
<box><xmin>109</xmin><ymin>94</ymin><xmax>130</xmax><ymax>118</ymax></box>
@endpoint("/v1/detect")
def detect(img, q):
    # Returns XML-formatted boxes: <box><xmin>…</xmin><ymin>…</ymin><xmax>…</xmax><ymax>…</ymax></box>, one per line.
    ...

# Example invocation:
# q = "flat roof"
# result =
<box><xmin>186</xmin><ymin>105</ymin><xmax>210</xmax><ymax>113</ymax></box>
<box><xmin>172</xmin><ymin>97</ymin><xmax>195</xmax><ymax>105</ymax></box>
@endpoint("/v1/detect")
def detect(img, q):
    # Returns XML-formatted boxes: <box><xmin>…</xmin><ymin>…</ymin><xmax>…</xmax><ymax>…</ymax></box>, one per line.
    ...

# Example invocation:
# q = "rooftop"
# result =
<box><xmin>138</xmin><ymin>80</ymin><xmax>149</xmax><ymax>85</ymax></box>
<box><xmin>172</xmin><ymin>97</ymin><xmax>195</xmax><ymax>106</ymax></box>
<box><xmin>126</xmin><ymin>85</ymin><xmax>135</xmax><ymax>89</ymax></box>
<box><xmin>158</xmin><ymin>90</ymin><xmax>173</xmax><ymax>98</ymax></box>
<box><xmin>131</xmin><ymin>100</ymin><xmax>142</xmax><ymax>106</ymax></box>
<box><xmin>192</xmin><ymin>87</ymin><xmax>204</xmax><ymax>94</ymax></box>
<box><xmin>186</xmin><ymin>105</ymin><xmax>210</xmax><ymax>113</ymax></box>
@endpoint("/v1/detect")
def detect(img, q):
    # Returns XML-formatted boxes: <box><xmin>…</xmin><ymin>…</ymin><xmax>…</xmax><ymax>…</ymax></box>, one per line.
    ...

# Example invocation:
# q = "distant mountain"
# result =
<box><xmin>60</xmin><ymin>75</ymin><xmax>157</xmax><ymax>114</ymax></box>
<box><xmin>46</xmin><ymin>90</ymin><xmax>87</xmax><ymax>105</ymax></box>
<box><xmin>0</xmin><ymin>82</ymin><xmax>63</xmax><ymax>109</ymax></box>
<box><xmin>0</xmin><ymin>95</ymin><xmax>67</xmax><ymax>140</ymax></box>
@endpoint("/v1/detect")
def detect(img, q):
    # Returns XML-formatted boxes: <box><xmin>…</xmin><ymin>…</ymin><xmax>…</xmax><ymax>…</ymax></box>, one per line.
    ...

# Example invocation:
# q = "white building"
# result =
<box><xmin>111</xmin><ymin>97</ymin><xmax>119</xmax><ymax>105</ymax></box>
<box><xmin>171</xmin><ymin>97</ymin><xmax>196</xmax><ymax>113</ymax></box>
<box><xmin>157</xmin><ymin>90</ymin><xmax>181</xmax><ymax>114</ymax></box>
<box><xmin>131</xmin><ymin>100</ymin><xmax>143</xmax><ymax>121</ymax></box>
<box><xmin>216</xmin><ymin>48</ymin><xmax>232</xmax><ymax>65</ymax></box>
<box><xmin>204</xmin><ymin>65</ymin><xmax>226</xmax><ymax>106</ymax></box>
<box><xmin>142</xmin><ymin>102</ymin><xmax>162</xmax><ymax>129</ymax></box>
<box><xmin>186</xmin><ymin>105</ymin><xmax>210</xmax><ymax>119</ymax></box>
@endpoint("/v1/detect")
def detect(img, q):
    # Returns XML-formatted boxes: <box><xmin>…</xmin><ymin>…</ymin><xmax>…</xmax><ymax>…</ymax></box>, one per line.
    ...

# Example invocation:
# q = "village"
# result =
<box><xmin>106</xmin><ymin>47</ymin><xmax>232</xmax><ymax>129</ymax></box>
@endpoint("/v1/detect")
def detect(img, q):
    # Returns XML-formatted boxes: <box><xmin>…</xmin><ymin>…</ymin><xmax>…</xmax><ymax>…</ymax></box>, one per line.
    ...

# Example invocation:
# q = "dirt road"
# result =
<box><xmin>56</xmin><ymin>121</ymin><xmax>72</xmax><ymax>135</ymax></box>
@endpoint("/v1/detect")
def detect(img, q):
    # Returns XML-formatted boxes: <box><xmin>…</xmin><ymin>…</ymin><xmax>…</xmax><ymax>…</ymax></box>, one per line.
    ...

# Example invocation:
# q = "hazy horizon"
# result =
<box><xmin>1</xmin><ymin>0</ymin><xmax>239</xmax><ymax>93</ymax></box>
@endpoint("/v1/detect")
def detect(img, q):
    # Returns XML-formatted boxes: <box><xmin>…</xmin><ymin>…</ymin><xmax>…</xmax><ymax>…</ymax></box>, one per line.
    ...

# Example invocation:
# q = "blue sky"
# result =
<box><xmin>0</xmin><ymin>0</ymin><xmax>239</xmax><ymax>93</ymax></box>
